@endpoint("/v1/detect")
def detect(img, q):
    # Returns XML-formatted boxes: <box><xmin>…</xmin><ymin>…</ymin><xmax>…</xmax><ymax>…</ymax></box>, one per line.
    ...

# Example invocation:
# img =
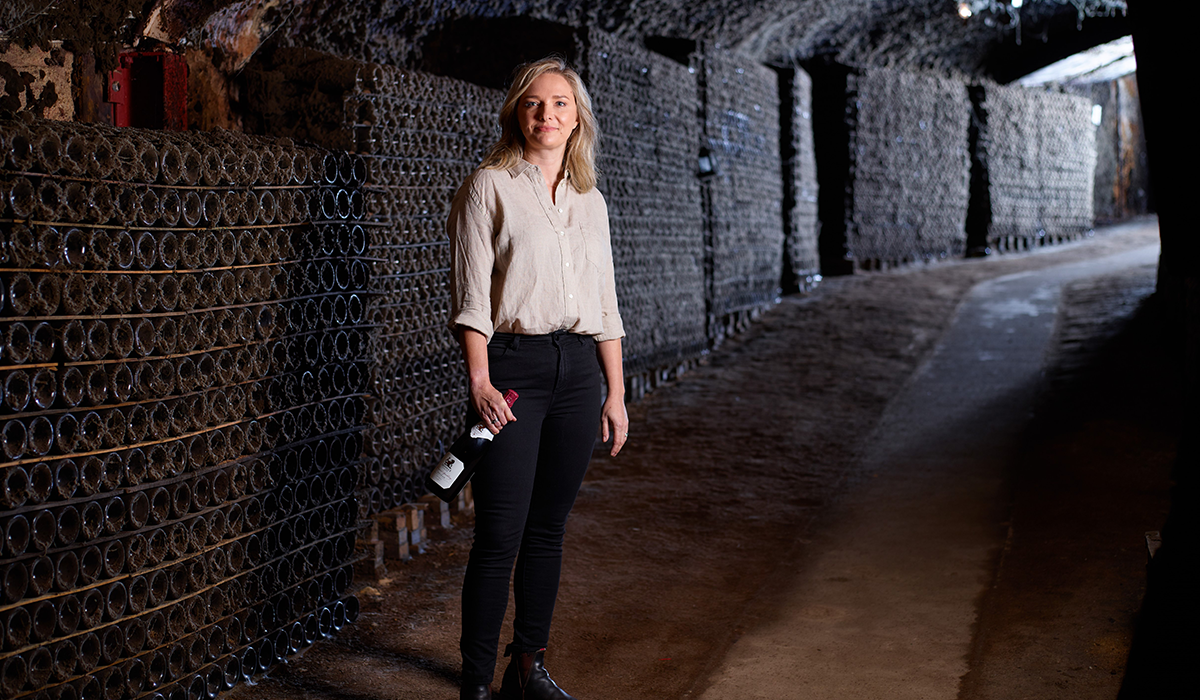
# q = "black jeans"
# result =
<box><xmin>460</xmin><ymin>331</ymin><xmax>601</xmax><ymax>684</ymax></box>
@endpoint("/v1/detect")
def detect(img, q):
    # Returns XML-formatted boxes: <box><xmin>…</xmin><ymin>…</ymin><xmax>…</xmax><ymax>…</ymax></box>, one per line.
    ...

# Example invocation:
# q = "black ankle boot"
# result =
<box><xmin>497</xmin><ymin>649</ymin><xmax>576</xmax><ymax>700</ymax></box>
<box><xmin>460</xmin><ymin>683</ymin><xmax>493</xmax><ymax>700</ymax></box>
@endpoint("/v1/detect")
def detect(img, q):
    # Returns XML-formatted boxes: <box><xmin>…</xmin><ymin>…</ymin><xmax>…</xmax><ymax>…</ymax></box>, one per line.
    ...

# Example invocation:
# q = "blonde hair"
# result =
<box><xmin>480</xmin><ymin>56</ymin><xmax>600</xmax><ymax>193</ymax></box>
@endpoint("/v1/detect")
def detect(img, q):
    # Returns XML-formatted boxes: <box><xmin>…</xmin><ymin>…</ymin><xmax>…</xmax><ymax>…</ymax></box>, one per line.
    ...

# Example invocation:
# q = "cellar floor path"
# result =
<box><xmin>225</xmin><ymin>217</ymin><xmax>1175</xmax><ymax>700</ymax></box>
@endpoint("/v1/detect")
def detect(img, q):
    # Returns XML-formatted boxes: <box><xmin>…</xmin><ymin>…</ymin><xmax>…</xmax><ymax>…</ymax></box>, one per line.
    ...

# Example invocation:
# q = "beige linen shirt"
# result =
<box><xmin>448</xmin><ymin>160</ymin><xmax>625</xmax><ymax>343</ymax></box>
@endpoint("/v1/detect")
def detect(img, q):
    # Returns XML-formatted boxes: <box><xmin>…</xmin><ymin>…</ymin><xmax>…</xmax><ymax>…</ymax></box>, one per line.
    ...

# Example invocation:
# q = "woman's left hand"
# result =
<box><xmin>596</xmin><ymin>338</ymin><xmax>628</xmax><ymax>457</ymax></box>
<box><xmin>600</xmin><ymin>393</ymin><xmax>629</xmax><ymax>457</ymax></box>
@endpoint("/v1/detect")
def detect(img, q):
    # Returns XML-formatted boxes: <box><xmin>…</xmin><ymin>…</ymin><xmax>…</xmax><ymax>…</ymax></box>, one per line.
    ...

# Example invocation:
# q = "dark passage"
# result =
<box><xmin>962</xmin><ymin>260</ymin><xmax>1181</xmax><ymax>699</ymax></box>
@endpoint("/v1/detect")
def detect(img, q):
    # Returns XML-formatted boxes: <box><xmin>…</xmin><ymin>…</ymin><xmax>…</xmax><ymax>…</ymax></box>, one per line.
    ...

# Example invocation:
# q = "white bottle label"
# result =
<box><xmin>469</xmin><ymin>424</ymin><xmax>497</xmax><ymax>441</ymax></box>
<box><xmin>429</xmin><ymin>454</ymin><xmax>465</xmax><ymax>489</ymax></box>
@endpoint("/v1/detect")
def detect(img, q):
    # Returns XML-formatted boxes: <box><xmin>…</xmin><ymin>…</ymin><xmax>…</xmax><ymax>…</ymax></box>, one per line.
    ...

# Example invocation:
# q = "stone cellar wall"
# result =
<box><xmin>581</xmin><ymin>30</ymin><xmax>708</xmax><ymax>377</ymax></box>
<box><xmin>0</xmin><ymin>117</ymin><xmax>364</xmax><ymax>698</ymax></box>
<box><xmin>845</xmin><ymin>67</ymin><xmax>971</xmax><ymax>268</ymax></box>
<box><xmin>1084</xmin><ymin>75</ymin><xmax>1149</xmax><ymax>224</ymax></box>
<box><xmin>982</xmin><ymin>82</ymin><xmax>1097</xmax><ymax>249</ymax></box>
<box><xmin>700</xmin><ymin>50</ymin><xmax>786</xmax><ymax>335</ymax></box>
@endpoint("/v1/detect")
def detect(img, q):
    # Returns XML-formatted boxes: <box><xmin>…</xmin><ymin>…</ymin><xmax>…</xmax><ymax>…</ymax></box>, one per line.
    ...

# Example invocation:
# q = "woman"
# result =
<box><xmin>446</xmin><ymin>56</ymin><xmax>628</xmax><ymax>700</ymax></box>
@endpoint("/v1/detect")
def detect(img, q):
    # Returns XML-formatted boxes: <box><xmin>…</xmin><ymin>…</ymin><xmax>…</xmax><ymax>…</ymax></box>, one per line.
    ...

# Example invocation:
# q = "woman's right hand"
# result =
<box><xmin>470</xmin><ymin>378</ymin><xmax>516</xmax><ymax>435</ymax></box>
<box><xmin>458</xmin><ymin>327</ymin><xmax>516</xmax><ymax>435</ymax></box>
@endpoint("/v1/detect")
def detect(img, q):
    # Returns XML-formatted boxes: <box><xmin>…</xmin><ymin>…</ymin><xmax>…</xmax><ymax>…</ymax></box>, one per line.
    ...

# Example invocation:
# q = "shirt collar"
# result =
<box><xmin>511</xmin><ymin>159</ymin><xmax>537</xmax><ymax>178</ymax></box>
<box><xmin>511</xmin><ymin>158</ymin><xmax>571</xmax><ymax>182</ymax></box>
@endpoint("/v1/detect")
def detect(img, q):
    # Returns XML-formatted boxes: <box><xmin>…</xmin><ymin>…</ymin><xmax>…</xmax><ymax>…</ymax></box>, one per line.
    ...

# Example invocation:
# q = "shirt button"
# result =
<box><xmin>559</xmin><ymin>231</ymin><xmax>565</xmax><ymax>236</ymax></box>
<box><xmin>558</xmin><ymin>208</ymin><xmax>564</xmax><ymax>213</ymax></box>
<box><xmin>564</xmin><ymin>262</ymin><xmax>570</xmax><ymax>267</ymax></box>
<box><xmin>568</xmin><ymin>294</ymin><xmax>574</xmax><ymax>299</ymax></box>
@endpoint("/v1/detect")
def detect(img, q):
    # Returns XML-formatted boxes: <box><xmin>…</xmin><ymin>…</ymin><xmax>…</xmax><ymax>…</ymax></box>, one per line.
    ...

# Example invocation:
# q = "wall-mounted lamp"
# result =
<box><xmin>958</xmin><ymin>2</ymin><xmax>974</xmax><ymax>19</ymax></box>
<box><xmin>698</xmin><ymin>147</ymin><xmax>719</xmax><ymax>179</ymax></box>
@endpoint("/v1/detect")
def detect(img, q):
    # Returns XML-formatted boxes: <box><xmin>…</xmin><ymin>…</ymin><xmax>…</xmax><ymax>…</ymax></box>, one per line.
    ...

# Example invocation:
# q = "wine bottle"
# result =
<box><xmin>425</xmin><ymin>390</ymin><xmax>518</xmax><ymax>502</ymax></box>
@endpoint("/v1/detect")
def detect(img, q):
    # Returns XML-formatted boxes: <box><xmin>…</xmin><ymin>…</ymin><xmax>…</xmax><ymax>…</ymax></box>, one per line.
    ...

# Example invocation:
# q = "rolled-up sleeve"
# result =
<box><xmin>592</xmin><ymin>195</ymin><xmax>625</xmax><ymax>342</ymax></box>
<box><xmin>448</xmin><ymin>177</ymin><xmax>496</xmax><ymax>340</ymax></box>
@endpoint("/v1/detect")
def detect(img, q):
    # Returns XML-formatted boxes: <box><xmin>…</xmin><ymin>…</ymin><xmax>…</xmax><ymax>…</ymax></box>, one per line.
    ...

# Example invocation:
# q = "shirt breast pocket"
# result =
<box><xmin>579</xmin><ymin>222</ymin><xmax>606</xmax><ymax>272</ymax></box>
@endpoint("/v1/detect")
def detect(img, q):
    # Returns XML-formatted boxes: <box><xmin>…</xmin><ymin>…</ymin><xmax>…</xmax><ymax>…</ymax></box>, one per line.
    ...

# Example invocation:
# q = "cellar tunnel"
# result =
<box><xmin>1</xmin><ymin>1</ymin><xmax>1196</xmax><ymax>699</ymax></box>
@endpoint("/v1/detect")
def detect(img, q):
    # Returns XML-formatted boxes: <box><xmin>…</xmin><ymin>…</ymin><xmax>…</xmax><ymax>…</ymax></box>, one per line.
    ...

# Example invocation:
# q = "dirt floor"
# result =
<box><xmin>960</xmin><ymin>245</ymin><xmax>1179</xmax><ymax>699</ymax></box>
<box><xmin>226</xmin><ymin>219</ymin><xmax>1168</xmax><ymax>700</ymax></box>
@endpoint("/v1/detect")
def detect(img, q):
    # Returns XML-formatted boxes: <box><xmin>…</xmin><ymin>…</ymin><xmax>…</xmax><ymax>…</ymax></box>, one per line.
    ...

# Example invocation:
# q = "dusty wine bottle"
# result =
<box><xmin>425</xmin><ymin>390</ymin><xmax>518</xmax><ymax>502</ymax></box>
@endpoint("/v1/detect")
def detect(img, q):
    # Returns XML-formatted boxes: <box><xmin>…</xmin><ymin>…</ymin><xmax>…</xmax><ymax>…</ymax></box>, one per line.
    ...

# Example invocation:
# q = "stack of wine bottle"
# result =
<box><xmin>782</xmin><ymin>67</ymin><xmax>821</xmax><ymax>291</ymax></box>
<box><xmin>1</xmin><ymin>117</ymin><xmax>364</xmax><ymax>699</ymax></box>
<box><xmin>582</xmin><ymin>30</ymin><xmax>710</xmax><ymax>375</ymax></box>
<box><xmin>346</xmin><ymin>67</ymin><xmax>501</xmax><ymax>516</ymax></box>
<box><xmin>981</xmin><ymin>81</ymin><xmax>1096</xmax><ymax>250</ymax></box>
<box><xmin>843</xmin><ymin>67</ymin><xmax>971</xmax><ymax>267</ymax></box>
<box><xmin>246</xmin><ymin>49</ymin><xmax>504</xmax><ymax>518</ymax></box>
<box><xmin>698</xmin><ymin>51</ymin><xmax>788</xmax><ymax>326</ymax></box>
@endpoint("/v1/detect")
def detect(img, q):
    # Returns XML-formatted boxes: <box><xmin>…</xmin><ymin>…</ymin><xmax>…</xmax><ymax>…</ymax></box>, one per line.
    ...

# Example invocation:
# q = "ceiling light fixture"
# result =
<box><xmin>956</xmin><ymin>0</ymin><xmax>1125</xmax><ymax>46</ymax></box>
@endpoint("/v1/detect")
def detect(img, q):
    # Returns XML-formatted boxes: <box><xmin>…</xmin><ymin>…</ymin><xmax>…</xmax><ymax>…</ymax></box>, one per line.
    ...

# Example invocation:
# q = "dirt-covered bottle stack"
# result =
<box><xmin>246</xmin><ymin>49</ymin><xmax>504</xmax><ymax>519</ymax></box>
<box><xmin>697</xmin><ymin>49</ymin><xmax>789</xmax><ymax>339</ymax></box>
<box><xmin>979</xmin><ymin>82</ymin><xmax>1097</xmax><ymax>251</ymax></box>
<box><xmin>843</xmin><ymin>67</ymin><xmax>973</xmax><ymax>270</ymax></box>
<box><xmin>0</xmin><ymin>117</ymin><xmax>365</xmax><ymax>699</ymax></box>
<box><xmin>581</xmin><ymin>30</ymin><xmax>711</xmax><ymax>377</ymax></box>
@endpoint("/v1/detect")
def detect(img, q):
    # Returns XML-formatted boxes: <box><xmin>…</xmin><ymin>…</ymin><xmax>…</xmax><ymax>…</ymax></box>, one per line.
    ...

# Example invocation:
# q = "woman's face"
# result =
<box><xmin>517</xmin><ymin>72</ymin><xmax>579</xmax><ymax>158</ymax></box>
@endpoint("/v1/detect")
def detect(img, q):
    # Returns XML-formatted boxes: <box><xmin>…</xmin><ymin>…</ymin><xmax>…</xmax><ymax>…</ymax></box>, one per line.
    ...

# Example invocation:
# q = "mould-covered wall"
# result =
<box><xmin>981</xmin><ymin>82</ymin><xmax>1096</xmax><ymax>250</ymax></box>
<box><xmin>245</xmin><ymin>48</ymin><xmax>502</xmax><ymax>516</ymax></box>
<box><xmin>582</xmin><ymin>30</ymin><xmax>708</xmax><ymax>378</ymax></box>
<box><xmin>0</xmin><ymin>45</ymin><xmax>75</xmax><ymax>121</ymax></box>
<box><xmin>779</xmin><ymin>64</ymin><xmax>820</xmax><ymax>290</ymax></box>
<box><xmin>0</xmin><ymin>116</ymin><xmax>364</xmax><ymax>698</ymax></box>
<box><xmin>700</xmin><ymin>50</ymin><xmax>785</xmax><ymax>336</ymax></box>
<box><xmin>0</xmin><ymin>0</ymin><xmax>146</xmax><ymax>72</ymax></box>
<box><xmin>844</xmin><ymin>67</ymin><xmax>971</xmax><ymax>268</ymax></box>
<box><xmin>1086</xmin><ymin>75</ymin><xmax>1150</xmax><ymax>224</ymax></box>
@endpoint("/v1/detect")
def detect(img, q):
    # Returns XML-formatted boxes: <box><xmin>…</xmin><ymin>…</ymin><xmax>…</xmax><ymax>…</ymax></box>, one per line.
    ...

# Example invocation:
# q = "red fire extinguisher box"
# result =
<box><xmin>108</xmin><ymin>50</ymin><xmax>188</xmax><ymax>130</ymax></box>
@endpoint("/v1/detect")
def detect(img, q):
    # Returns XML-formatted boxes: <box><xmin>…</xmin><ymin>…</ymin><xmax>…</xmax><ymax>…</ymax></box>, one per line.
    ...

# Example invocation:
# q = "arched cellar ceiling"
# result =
<box><xmin>592</xmin><ymin>0</ymin><xmax>1128</xmax><ymax>74</ymax></box>
<box><xmin>272</xmin><ymin>0</ymin><xmax>1131</xmax><ymax>80</ymax></box>
<box><xmin>731</xmin><ymin>0</ymin><xmax>1130</xmax><ymax>78</ymax></box>
<box><xmin>2</xmin><ymin>0</ymin><xmax>1130</xmax><ymax>80</ymax></box>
